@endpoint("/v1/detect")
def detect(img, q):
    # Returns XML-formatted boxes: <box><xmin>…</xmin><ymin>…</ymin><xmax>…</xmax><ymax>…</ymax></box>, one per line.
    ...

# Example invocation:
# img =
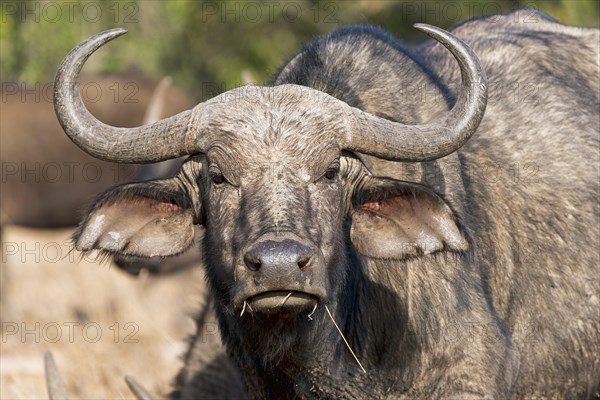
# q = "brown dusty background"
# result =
<box><xmin>1</xmin><ymin>226</ymin><xmax>206</xmax><ymax>399</ymax></box>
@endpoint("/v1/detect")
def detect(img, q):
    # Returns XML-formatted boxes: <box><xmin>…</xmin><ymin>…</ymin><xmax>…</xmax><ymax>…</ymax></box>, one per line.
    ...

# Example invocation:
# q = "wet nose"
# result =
<box><xmin>244</xmin><ymin>239</ymin><xmax>313</xmax><ymax>272</ymax></box>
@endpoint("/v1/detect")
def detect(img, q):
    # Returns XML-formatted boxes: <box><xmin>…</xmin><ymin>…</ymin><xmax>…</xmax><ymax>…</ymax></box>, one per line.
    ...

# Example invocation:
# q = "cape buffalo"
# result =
<box><xmin>53</xmin><ymin>9</ymin><xmax>599</xmax><ymax>399</ymax></box>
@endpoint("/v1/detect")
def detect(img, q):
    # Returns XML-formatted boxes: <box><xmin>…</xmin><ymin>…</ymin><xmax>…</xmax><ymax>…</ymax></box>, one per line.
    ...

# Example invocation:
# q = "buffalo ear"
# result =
<box><xmin>75</xmin><ymin>179</ymin><xmax>196</xmax><ymax>258</ymax></box>
<box><xmin>350</xmin><ymin>178</ymin><xmax>467</xmax><ymax>260</ymax></box>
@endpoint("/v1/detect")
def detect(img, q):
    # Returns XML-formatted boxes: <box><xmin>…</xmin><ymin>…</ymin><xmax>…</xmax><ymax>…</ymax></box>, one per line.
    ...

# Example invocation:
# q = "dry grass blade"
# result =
<box><xmin>125</xmin><ymin>375</ymin><xmax>153</xmax><ymax>400</ymax></box>
<box><xmin>44</xmin><ymin>352</ymin><xmax>69</xmax><ymax>400</ymax></box>
<box><xmin>324</xmin><ymin>305</ymin><xmax>367</xmax><ymax>374</ymax></box>
<box><xmin>307</xmin><ymin>303</ymin><xmax>318</xmax><ymax>320</ymax></box>
<box><xmin>280</xmin><ymin>292</ymin><xmax>293</xmax><ymax>306</ymax></box>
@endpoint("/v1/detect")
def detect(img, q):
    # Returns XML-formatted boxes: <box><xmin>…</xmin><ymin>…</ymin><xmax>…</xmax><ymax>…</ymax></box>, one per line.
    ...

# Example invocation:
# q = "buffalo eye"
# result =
<box><xmin>323</xmin><ymin>167</ymin><xmax>337</xmax><ymax>180</ymax></box>
<box><xmin>211</xmin><ymin>172</ymin><xmax>226</xmax><ymax>185</ymax></box>
<box><xmin>208</xmin><ymin>164</ymin><xmax>227</xmax><ymax>186</ymax></box>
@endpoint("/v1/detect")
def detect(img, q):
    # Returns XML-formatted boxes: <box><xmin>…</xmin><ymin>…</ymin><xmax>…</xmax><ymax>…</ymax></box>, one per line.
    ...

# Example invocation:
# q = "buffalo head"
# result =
<box><xmin>55</xmin><ymin>25</ymin><xmax>485</xmax><ymax>360</ymax></box>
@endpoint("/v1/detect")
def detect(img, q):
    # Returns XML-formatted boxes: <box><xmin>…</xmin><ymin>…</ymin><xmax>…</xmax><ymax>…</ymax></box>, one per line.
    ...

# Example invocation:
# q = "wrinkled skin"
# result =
<box><xmin>197</xmin><ymin>93</ymin><xmax>348</xmax><ymax>317</ymax></box>
<box><xmin>67</xmin><ymin>10</ymin><xmax>598</xmax><ymax>399</ymax></box>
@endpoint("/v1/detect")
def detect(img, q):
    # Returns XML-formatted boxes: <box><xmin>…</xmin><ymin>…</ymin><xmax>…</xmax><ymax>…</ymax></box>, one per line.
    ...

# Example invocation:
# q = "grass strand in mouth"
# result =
<box><xmin>307</xmin><ymin>303</ymin><xmax>318</xmax><ymax>320</ymax></box>
<box><xmin>280</xmin><ymin>292</ymin><xmax>293</xmax><ymax>306</ymax></box>
<box><xmin>324</xmin><ymin>305</ymin><xmax>367</xmax><ymax>374</ymax></box>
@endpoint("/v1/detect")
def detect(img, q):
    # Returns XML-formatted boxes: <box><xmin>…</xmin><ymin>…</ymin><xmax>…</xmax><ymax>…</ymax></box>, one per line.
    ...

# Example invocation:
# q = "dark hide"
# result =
<box><xmin>72</xmin><ymin>10</ymin><xmax>599</xmax><ymax>399</ymax></box>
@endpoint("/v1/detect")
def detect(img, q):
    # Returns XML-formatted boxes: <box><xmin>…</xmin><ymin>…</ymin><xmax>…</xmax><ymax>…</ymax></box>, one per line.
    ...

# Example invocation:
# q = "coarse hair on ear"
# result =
<box><xmin>74</xmin><ymin>178</ymin><xmax>197</xmax><ymax>258</ymax></box>
<box><xmin>350</xmin><ymin>176</ymin><xmax>468</xmax><ymax>260</ymax></box>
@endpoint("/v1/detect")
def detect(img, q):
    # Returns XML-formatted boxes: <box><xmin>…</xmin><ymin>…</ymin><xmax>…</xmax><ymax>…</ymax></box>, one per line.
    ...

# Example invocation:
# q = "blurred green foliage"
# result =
<box><xmin>1</xmin><ymin>0</ymin><xmax>598</xmax><ymax>101</ymax></box>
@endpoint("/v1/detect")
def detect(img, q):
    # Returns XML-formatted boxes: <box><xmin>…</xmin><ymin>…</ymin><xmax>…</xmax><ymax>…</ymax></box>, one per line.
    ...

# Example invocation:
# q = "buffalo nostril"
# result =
<box><xmin>244</xmin><ymin>253</ymin><xmax>262</xmax><ymax>271</ymax></box>
<box><xmin>297</xmin><ymin>254</ymin><xmax>312</xmax><ymax>270</ymax></box>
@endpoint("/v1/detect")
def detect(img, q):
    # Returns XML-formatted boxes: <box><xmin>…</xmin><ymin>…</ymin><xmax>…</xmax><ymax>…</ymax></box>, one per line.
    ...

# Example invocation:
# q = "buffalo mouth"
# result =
<box><xmin>244</xmin><ymin>290</ymin><xmax>319</xmax><ymax>315</ymax></box>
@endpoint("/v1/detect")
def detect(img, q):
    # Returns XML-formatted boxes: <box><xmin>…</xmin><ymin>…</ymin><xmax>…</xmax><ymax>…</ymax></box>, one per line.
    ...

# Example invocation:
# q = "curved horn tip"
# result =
<box><xmin>81</xmin><ymin>28</ymin><xmax>128</xmax><ymax>49</ymax></box>
<box><xmin>99</xmin><ymin>27</ymin><xmax>128</xmax><ymax>38</ymax></box>
<box><xmin>71</xmin><ymin>28</ymin><xmax>128</xmax><ymax>50</ymax></box>
<box><xmin>64</xmin><ymin>28</ymin><xmax>128</xmax><ymax>63</ymax></box>
<box><xmin>54</xmin><ymin>28</ymin><xmax>128</xmax><ymax>81</ymax></box>
<box><xmin>413</xmin><ymin>23</ymin><xmax>447</xmax><ymax>37</ymax></box>
<box><xmin>413</xmin><ymin>22</ymin><xmax>434</xmax><ymax>30</ymax></box>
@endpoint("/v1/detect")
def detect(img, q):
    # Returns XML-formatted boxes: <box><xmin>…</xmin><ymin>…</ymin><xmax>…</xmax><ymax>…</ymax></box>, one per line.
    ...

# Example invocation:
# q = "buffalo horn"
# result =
<box><xmin>53</xmin><ymin>29</ymin><xmax>197</xmax><ymax>163</ymax></box>
<box><xmin>343</xmin><ymin>24</ymin><xmax>487</xmax><ymax>161</ymax></box>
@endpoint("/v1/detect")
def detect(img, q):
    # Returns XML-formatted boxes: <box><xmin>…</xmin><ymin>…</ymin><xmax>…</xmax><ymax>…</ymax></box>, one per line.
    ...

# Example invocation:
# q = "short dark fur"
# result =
<box><xmin>72</xmin><ymin>9</ymin><xmax>599</xmax><ymax>399</ymax></box>
<box><xmin>183</xmin><ymin>11</ymin><xmax>598</xmax><ymax>398</ymax></box>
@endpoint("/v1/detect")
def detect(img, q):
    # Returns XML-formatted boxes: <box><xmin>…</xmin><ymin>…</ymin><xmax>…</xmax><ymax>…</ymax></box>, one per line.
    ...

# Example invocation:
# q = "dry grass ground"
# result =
<box><xmin>1</xmin><ymin>225</ymin><xmax>205</xmax><ymax>399</ymax></box>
